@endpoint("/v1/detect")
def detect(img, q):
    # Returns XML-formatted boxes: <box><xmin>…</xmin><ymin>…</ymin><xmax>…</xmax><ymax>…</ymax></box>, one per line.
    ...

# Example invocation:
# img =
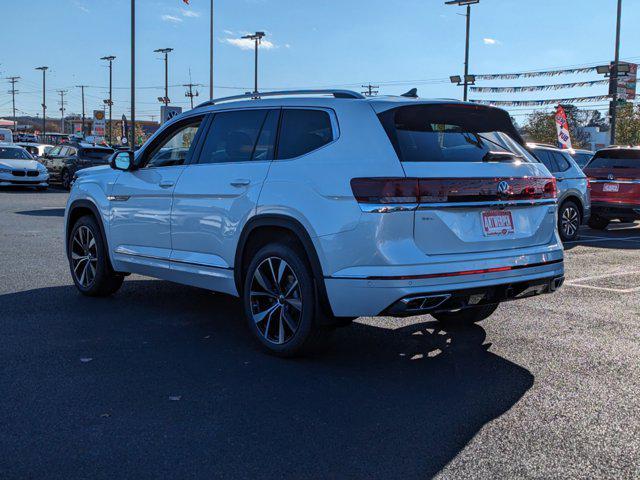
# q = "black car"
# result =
<box><xmin>43</xmin><ymin>143</ymin><xmax>114</xmax><ymax>189</ymax></box>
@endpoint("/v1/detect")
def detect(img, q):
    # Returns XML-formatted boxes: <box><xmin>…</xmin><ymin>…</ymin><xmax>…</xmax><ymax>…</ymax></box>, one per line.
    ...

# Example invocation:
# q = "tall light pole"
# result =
<box><xmin>241</xmin><ymin>32</ymin><xmax>265</xmax><ymax>94</ymax></box>
<box><xmin>210</xmin><ymin>0</ymin><xmax>214</xmax><ymax>99</ymax></box>
<box><xmin>154</xmin><ymin>48</ymin><xmax>173</xmax><ymax>106</ymax></box>
<box><xmin>610</xmin><ymin>0</ymin><xmax>623</xmax><ymax>145</ymax></box>
<box><xmin>445</xmin><ymin>0</ymin><xmax>479</xmax><ymax>101</ymax></box>
<box><xmin>35</xmin><ymin>66</ymin><xmax>48</xmax><ymax>140</ymax></box>
<box><xmin>131</xmin><ymin>0</ymin><xmax>136</xmax><ymax>148</ymax></box>
<box><xmin>101</xmin><ymin>55</ymin><xmax>116</xmax><ymax>144</ymax></box>
<box><xmin>57</xmin><ymin>90</ymin><xmax>67</xmax><ymax>134</ymax></box>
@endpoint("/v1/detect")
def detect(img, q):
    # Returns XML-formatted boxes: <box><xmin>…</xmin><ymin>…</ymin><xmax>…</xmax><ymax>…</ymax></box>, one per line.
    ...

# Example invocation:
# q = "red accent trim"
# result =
<box><xmin>343</xmin><ymin>258</ymin><xmax>563</xmax><ymax>281</ymax></box>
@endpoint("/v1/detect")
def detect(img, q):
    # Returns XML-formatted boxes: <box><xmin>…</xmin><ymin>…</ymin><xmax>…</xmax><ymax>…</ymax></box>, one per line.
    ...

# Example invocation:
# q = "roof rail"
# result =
<box><xmin>195</xmin><ymin>89</ymin><xmax>365</xmax><ymax>108</ymax></box>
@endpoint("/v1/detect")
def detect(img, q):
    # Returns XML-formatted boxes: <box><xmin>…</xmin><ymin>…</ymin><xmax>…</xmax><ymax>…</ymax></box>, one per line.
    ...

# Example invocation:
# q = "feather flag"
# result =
<box><xmin>555</xmin><ymin>106</ymin><xmax>572</xmax><ymax>150</ymax></box>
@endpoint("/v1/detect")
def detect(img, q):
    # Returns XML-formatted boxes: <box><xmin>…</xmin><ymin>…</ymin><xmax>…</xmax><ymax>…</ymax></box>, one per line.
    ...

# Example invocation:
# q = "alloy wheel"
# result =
<box><xmin>71</xmin><ymin>225</ymin><xmax>98</xmax><ymax>288</ymax></box>
<box><xmin>561</xmin><ymin>206</ymin><xmax>579</xmax><ymax>238</ymax></box>
<box><xmin>249</xmin><ymin>257</ymin><xmax>302</xmax><ymax>345</ymax></box>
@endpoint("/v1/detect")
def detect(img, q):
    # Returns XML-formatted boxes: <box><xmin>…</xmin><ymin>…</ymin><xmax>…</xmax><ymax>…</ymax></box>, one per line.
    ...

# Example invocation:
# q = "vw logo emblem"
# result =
<box><xmin>608</xmin><ymin>173</ymin><xmax>615</xmax><ymax>181</ymax></box>
<box><xmin>497</xmin><ymin>181</ymin><xmax>510</xmax><ymax>195</ymax></box>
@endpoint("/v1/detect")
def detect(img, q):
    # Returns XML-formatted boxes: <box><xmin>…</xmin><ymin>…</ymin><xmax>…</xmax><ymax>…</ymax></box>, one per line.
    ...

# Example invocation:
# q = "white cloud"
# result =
<box><xmin>483</xmin><ymin>37</ymin><xmax>500</xmax><ymax>45</ymax></box>
<box><xmin>161</xmin><ymin>14</ymin><xmax>183</xmax><ymax>23</ymax></box>
<box><xmin>223</xmin><ymin>29</ymin><xmax>235</xmax><ymax>35</ymax></box>
<box><xmin>224</xmin><ymin>37</ymin><xmax>275</xmax><ymax>50</ymax></box>
<box><xmin>74</xmin><ymin>2</ymin><xmax>89</xmax><ymax>13</ymax></box>
<box><xmin>181</xmin><ymin>8</ymin><xmax>200</xmax><ymax>18</ymax></box>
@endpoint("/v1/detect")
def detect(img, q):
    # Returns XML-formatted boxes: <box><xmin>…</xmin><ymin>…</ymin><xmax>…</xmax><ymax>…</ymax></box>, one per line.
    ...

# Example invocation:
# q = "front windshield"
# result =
<box><xmin>0</xmin><ymin>147</ymin><xmax>32</xmax><ymax>160</ymax></box>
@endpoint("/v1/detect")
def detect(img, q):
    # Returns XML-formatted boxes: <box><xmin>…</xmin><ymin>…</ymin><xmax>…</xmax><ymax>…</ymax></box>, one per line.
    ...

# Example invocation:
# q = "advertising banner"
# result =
<box><xmin>92</xmin><ymin>110</ymin><xmax>106</xmax><ymax>137</ymax></box>
<box><xmin>555</xmin><ymin>105</ymin><xmax>572</xmax><ymax>150</ymax></box>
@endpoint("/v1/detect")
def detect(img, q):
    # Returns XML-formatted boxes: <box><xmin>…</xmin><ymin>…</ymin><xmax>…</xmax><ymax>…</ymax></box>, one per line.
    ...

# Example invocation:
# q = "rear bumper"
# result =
<box><xmin>324</xmin><ymin>250</ymin><xmax>564</xmax><ymax>317</ymax></box>
<box><xmin>591</xmin><ymin>202</ymin><xmax>640</xmax><ymax>220</ymax></box>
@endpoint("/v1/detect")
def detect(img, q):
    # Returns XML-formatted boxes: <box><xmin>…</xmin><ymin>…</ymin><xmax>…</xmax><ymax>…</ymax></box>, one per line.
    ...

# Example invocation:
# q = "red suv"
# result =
<box><xmin>584</xmin><ymin>147</ymin><xmax>640</xmax><ymax>230</ymax></box>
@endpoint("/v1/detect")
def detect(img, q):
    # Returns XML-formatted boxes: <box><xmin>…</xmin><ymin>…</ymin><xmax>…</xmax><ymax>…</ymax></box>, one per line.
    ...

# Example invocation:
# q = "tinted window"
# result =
<box><xmin>552</xmin><ymin>152</ymin><xmax>571</xmax><ymax>172</ymax></box>
<box><xmin>587</xmin><ymin>150</ymin><xmax>640</xmax><ymax>169</ymax></box>
<box><xmin>49</xmin><ymin>146</ymin><xmax>62</xmax><ymax>157</ymax></box>
<box><xmin>277</xmin><ymin>109</ymin><xmax>333</xmax><ymax>159</ymax></box>
<box><xmin>81</xmin><ymin>148</ymin><xmax>114</xmax><ymax>162</ymax></box>
<box><xmin>145</xmin><ymin>118</ymin><xmax>202</xmax><ymax>168</ymax></box>
<box><xmin>535</xmin><ymin>150</ymin><xmax>558</xmax><ymax>172</ymax></box>
<box><xmin>570</xmin><ymin>152</ymin><xmax>592</xmax><ymax>168</ymax></box>
<box><xmin>0</xmin><ymin>147</ymin><xmax>31</xmax><ymax>160</ymax></box>
<box><xmin>198</xmin><ymin>110</ymin><xmax>274</xmax><ymax>164</ymax></box>
<box><xmin>377</xmin><ymin>104</ymin><xmax>534</xmax><ymax>163</ymax></box>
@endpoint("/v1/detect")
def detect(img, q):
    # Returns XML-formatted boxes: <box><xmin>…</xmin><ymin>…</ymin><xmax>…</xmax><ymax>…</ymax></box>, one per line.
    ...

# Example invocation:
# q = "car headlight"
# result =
<box><xmin>0</xmin><ymin>168</ymin><xmax>11</xmax><ymax>174</ymax></box>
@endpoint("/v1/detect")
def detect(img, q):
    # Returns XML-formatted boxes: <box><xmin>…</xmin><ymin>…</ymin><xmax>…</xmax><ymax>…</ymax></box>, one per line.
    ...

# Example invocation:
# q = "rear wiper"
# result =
<box><xmin>482</xmin><ymin>151</ymin><xmax>523</xmax><ymax>162</ymax></box>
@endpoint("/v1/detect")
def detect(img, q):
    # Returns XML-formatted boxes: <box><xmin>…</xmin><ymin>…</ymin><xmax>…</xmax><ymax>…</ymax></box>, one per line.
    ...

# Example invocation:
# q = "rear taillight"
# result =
<box><xmin>351</xmin><ymin>177</ymin><xmax>557</xmax><ymax>204</ymax></box>
<box><xmin>350</xmin><ymin>178</ymin><xmax>419</xmax><ymax>204</ymax></box>
<box><xmin>587</xmin><ymin>177</ymin><xmax>592</xmax><ymax>189</ymax></box>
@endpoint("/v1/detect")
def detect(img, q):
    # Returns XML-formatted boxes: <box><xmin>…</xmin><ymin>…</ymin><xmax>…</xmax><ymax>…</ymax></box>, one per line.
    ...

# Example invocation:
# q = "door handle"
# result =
<box><xmin>230</xmin><ymin>179</ymin><xmax>251</xmax><ymax>187</ymax></box>
<box><xmin>159</xmin><ymin>180</ymin><xmax>175</xmax><ymax>188</ymax></box>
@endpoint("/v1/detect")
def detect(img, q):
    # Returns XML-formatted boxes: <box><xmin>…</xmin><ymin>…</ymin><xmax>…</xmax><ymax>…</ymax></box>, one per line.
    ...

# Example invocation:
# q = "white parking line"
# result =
<box><xmin>566</xmin><ymin>270</ymin><xmax>640</xmax><ymax>293</ymax></box>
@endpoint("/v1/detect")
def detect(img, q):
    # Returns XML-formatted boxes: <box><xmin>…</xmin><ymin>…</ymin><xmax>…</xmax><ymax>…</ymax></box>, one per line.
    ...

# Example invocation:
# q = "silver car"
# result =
<box><xmin>528</xmin><ymin>143</ymin><xmax>590</xmax><ymax>242</ymax></box>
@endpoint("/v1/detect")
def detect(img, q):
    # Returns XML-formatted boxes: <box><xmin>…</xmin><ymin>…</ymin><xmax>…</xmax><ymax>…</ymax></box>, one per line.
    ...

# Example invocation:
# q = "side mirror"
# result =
<box><xmin>111</xmin><ymin>151</ymin><xmax>135</xmax><ymax>171</ymax></box>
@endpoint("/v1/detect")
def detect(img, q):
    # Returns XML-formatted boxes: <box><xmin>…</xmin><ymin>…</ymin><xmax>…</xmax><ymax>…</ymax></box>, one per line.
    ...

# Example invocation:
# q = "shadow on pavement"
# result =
<box><xmin>15</xmin><ymin>208</ymin><xmax>65</xmax><ymax>217</ymax></box>
<box><xmin>565</xmin><ymin>223</ymin><xmax>640</xmax><ymax>251</ymax></box>
<box><xmin>0</xmin><ymin>280</ymin><xmax>534</xmax><ymax>480</ymax></box>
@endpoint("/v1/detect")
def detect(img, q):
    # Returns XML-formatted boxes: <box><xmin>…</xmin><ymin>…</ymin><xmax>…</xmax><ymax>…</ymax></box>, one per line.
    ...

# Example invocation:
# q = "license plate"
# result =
<box><xmin>481</xmin><ymin>210</ymin><xmax>515</xmax><ymax>236</ymax></box>
<box><xmin>603</xmin><ymin>183</ymin><xmax>619</xmax><ymax>192</ymax></box>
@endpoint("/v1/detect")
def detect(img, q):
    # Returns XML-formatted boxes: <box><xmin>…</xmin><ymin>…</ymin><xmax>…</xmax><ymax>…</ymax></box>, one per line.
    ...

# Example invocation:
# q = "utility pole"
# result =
<box><xmin>610</xmin><ymin>0</ymin><xmax>623</xmax><ymax>145</ymax></box>
<box><xmin>241</xmin><ymin>32</ymin><xmax>265</xmax><ymax>94</ymax></box>
<box><xmin>6</xmin><ymin>76</ymin><xmax>20</xmax><ymax>130</ymax></box>
<box><xmin>154</xmin><ymin>48</ymin><xmax>173</xmax><ymax>106</ymax></box>
<box><xmin>101</xmin><ymin>55</ymin><xmax>116</xmax><ymax>144</ymax></box>
<box><xmin>445</xmin><ymin>0</ymin><xmax>480</xmax><ymax>101</ymax></box>
<box><xmin>35</xmin><ymin>66</ymin><xmax>48</xmax><ymax>140</ymax></box>
<box><xmin>131</xmin><ymin>0</ymin><xmax>136</xmax><ymax>148</ymax></box>
<box><xmin>361</xmin><ymin>84</ymin><xmax>379</xmax><ymax>97</ymax></box>
<box><xmin>75</xmin><ymin>85</ymin><xmax>87</xmax><ymax>137</ymax></box>
<box><xmin>57</xmin><ymin>90</ymin><xmax>67</xmax><ymax>134</ymax></box>
<box><xmin>184</xmin><ymin>83</ymin><xmax>201</xmax><ymax>109</ymax></box>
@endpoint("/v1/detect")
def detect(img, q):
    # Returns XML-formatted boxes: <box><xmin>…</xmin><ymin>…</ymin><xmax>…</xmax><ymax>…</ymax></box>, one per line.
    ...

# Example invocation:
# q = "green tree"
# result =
<box><xmin>522</xmin><ymin>111</ymin><xmax>556</xmax><ymax>145</ymax></box>
<box><xmin>615</xmin><ymin>103</ymin><xmax>640</xmax><ymax>146</ymax></box>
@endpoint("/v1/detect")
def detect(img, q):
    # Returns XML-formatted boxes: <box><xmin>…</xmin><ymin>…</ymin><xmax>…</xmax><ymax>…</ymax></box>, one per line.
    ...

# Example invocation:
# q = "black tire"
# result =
<box><xmin>242</xmin><ymin>242</ymin><xmax>330</xmax><ymax>357</ymax></box>
<box><xmin>61</xmin><ymin>169</ymin><xmax>72</xmax><ymax>190</ymax></box>
<box><xmin>558</xmin><ymin>200</ymin><xmax>581</xmax><ymax>242</ymax></box>
<box><xmin>431</xmin><ymin>303</ymin><xmax>499</xmax><ymax>326</ymax></box>
<box><xmin>68</xmin><ymin>215</ymin><xmax>124</xmax><ymax>297</ymax></box>
<box><xmin>588</xmin><ymin>214</ymin><xmax>609</xmax><ymax>231</ymax></box>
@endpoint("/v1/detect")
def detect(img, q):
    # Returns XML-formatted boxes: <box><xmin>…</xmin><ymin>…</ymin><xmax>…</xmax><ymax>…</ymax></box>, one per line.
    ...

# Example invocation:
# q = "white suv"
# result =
<box><xmin>65</xmin><ymin>90</ymin><xmax>564</xmax><ymax>356</ymax></box>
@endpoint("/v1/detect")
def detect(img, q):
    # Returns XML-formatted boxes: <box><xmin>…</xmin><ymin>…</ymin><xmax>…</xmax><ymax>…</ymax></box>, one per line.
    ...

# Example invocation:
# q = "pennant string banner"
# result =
<box><xmin>475</xmin><ymin>67</ymin><xmax>597</xmax><ymax>80</ymax></box>
<box><xmin>470</xmin><ymin>95</ymin><xmax>611</xmax><ymax>107</ymax></box>
<box><xmin>470</xmin><ymin>79</ymin><xmax>609</xmax><ymax>93</ymax></box>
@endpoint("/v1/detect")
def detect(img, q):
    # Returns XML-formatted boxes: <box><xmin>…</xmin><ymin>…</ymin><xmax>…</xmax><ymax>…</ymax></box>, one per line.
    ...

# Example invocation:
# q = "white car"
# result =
<box><xmin>15</xmin><ymin>142</ymin><xmax>54</xmax><ymax>159</ymax></box>
<box><xmin>64</xmin><ymin>90</ymin><xmax>564</xmax><ymax>356</ymax></box>
<box><xmin>0</xmin><ymin>144</ymin><xmax>49</xmax><ymax>190</ymax></box>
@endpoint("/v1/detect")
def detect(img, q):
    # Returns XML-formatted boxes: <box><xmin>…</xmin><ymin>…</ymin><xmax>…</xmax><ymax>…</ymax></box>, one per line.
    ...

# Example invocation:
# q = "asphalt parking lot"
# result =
<box><xmin>1</xmin><ymin>188</ymin><xmax>638</xmax><ymax>480</ymax></box>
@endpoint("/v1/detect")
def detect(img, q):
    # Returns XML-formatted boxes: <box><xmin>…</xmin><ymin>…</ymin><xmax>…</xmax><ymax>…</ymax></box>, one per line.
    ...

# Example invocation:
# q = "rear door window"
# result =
<box><xmin>277</xmin><ymin>109</ymin><xmax>333</xmax><ymax>159</ymax></box>
<box><xmin>198</xmin><ymin>109</ymin><xmax>276</xmax><ymax>164</ymax></box>
<box><xmin>535</xmin><ymin>150</ymin><xmax>558</xmax><ymax>173</ymax></box>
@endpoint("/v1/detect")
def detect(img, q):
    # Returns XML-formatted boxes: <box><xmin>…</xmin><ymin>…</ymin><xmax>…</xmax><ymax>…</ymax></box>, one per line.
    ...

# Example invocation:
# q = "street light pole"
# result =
<box><xmin>610</xmin><ymin>0</ymin><xmax>623</xmax><ymax>145</ymax></box>
<box><xmin>445</xmin><ymin>0</ymin><xmax>479</xmax><ymax>101</ymax></box>
<box><xmin>101</xmin><ymin>56</ymin><xmax>116</xmax><ymax>145</ymax></box>
<box><xmin>35</xmin><ymin>66</ymin><xmax>48</xmax><ymax>140</ymax></box>
<box><xmin>241</xmin><ymin>32</ymin><xmax>265</xmax><ymax>94</ymax></box>
<box><xmin>154</xmin><ymin>48</ymin><xmax>173</xmax><ymax>106</ymax></box>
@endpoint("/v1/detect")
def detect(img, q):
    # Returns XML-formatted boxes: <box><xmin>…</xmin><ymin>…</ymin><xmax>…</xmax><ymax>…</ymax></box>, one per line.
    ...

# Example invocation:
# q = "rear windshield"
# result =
<box><xmin>570</xmin><ymin>152</ymin><xmax>593</xmax><ymax>168</ymax></box>
<box><xmin>587</xmin><ymin>150</ymin><xmax>640</xmax><ymax>169</ymax></box>
<box><xmin>81</xmin><ymin>148</ymin><xmax>114</xmax><ymax>161</ymax></box>
<box><xmin>378</xmin><ymin>104</ymin><xmax>534</xmax><ymax>163</ymax></box>
<box><xmin>0</xmin><ymin>147</ymin><xmax>32</xmax><ymax>160</ymax></box>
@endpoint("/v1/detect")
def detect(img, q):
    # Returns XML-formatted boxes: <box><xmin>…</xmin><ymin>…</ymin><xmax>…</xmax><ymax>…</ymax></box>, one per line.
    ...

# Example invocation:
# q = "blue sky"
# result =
<box><xmin>1</xmin><ymin>0</ymin><xmax>638</xmax><ymax>122</ymax></box>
